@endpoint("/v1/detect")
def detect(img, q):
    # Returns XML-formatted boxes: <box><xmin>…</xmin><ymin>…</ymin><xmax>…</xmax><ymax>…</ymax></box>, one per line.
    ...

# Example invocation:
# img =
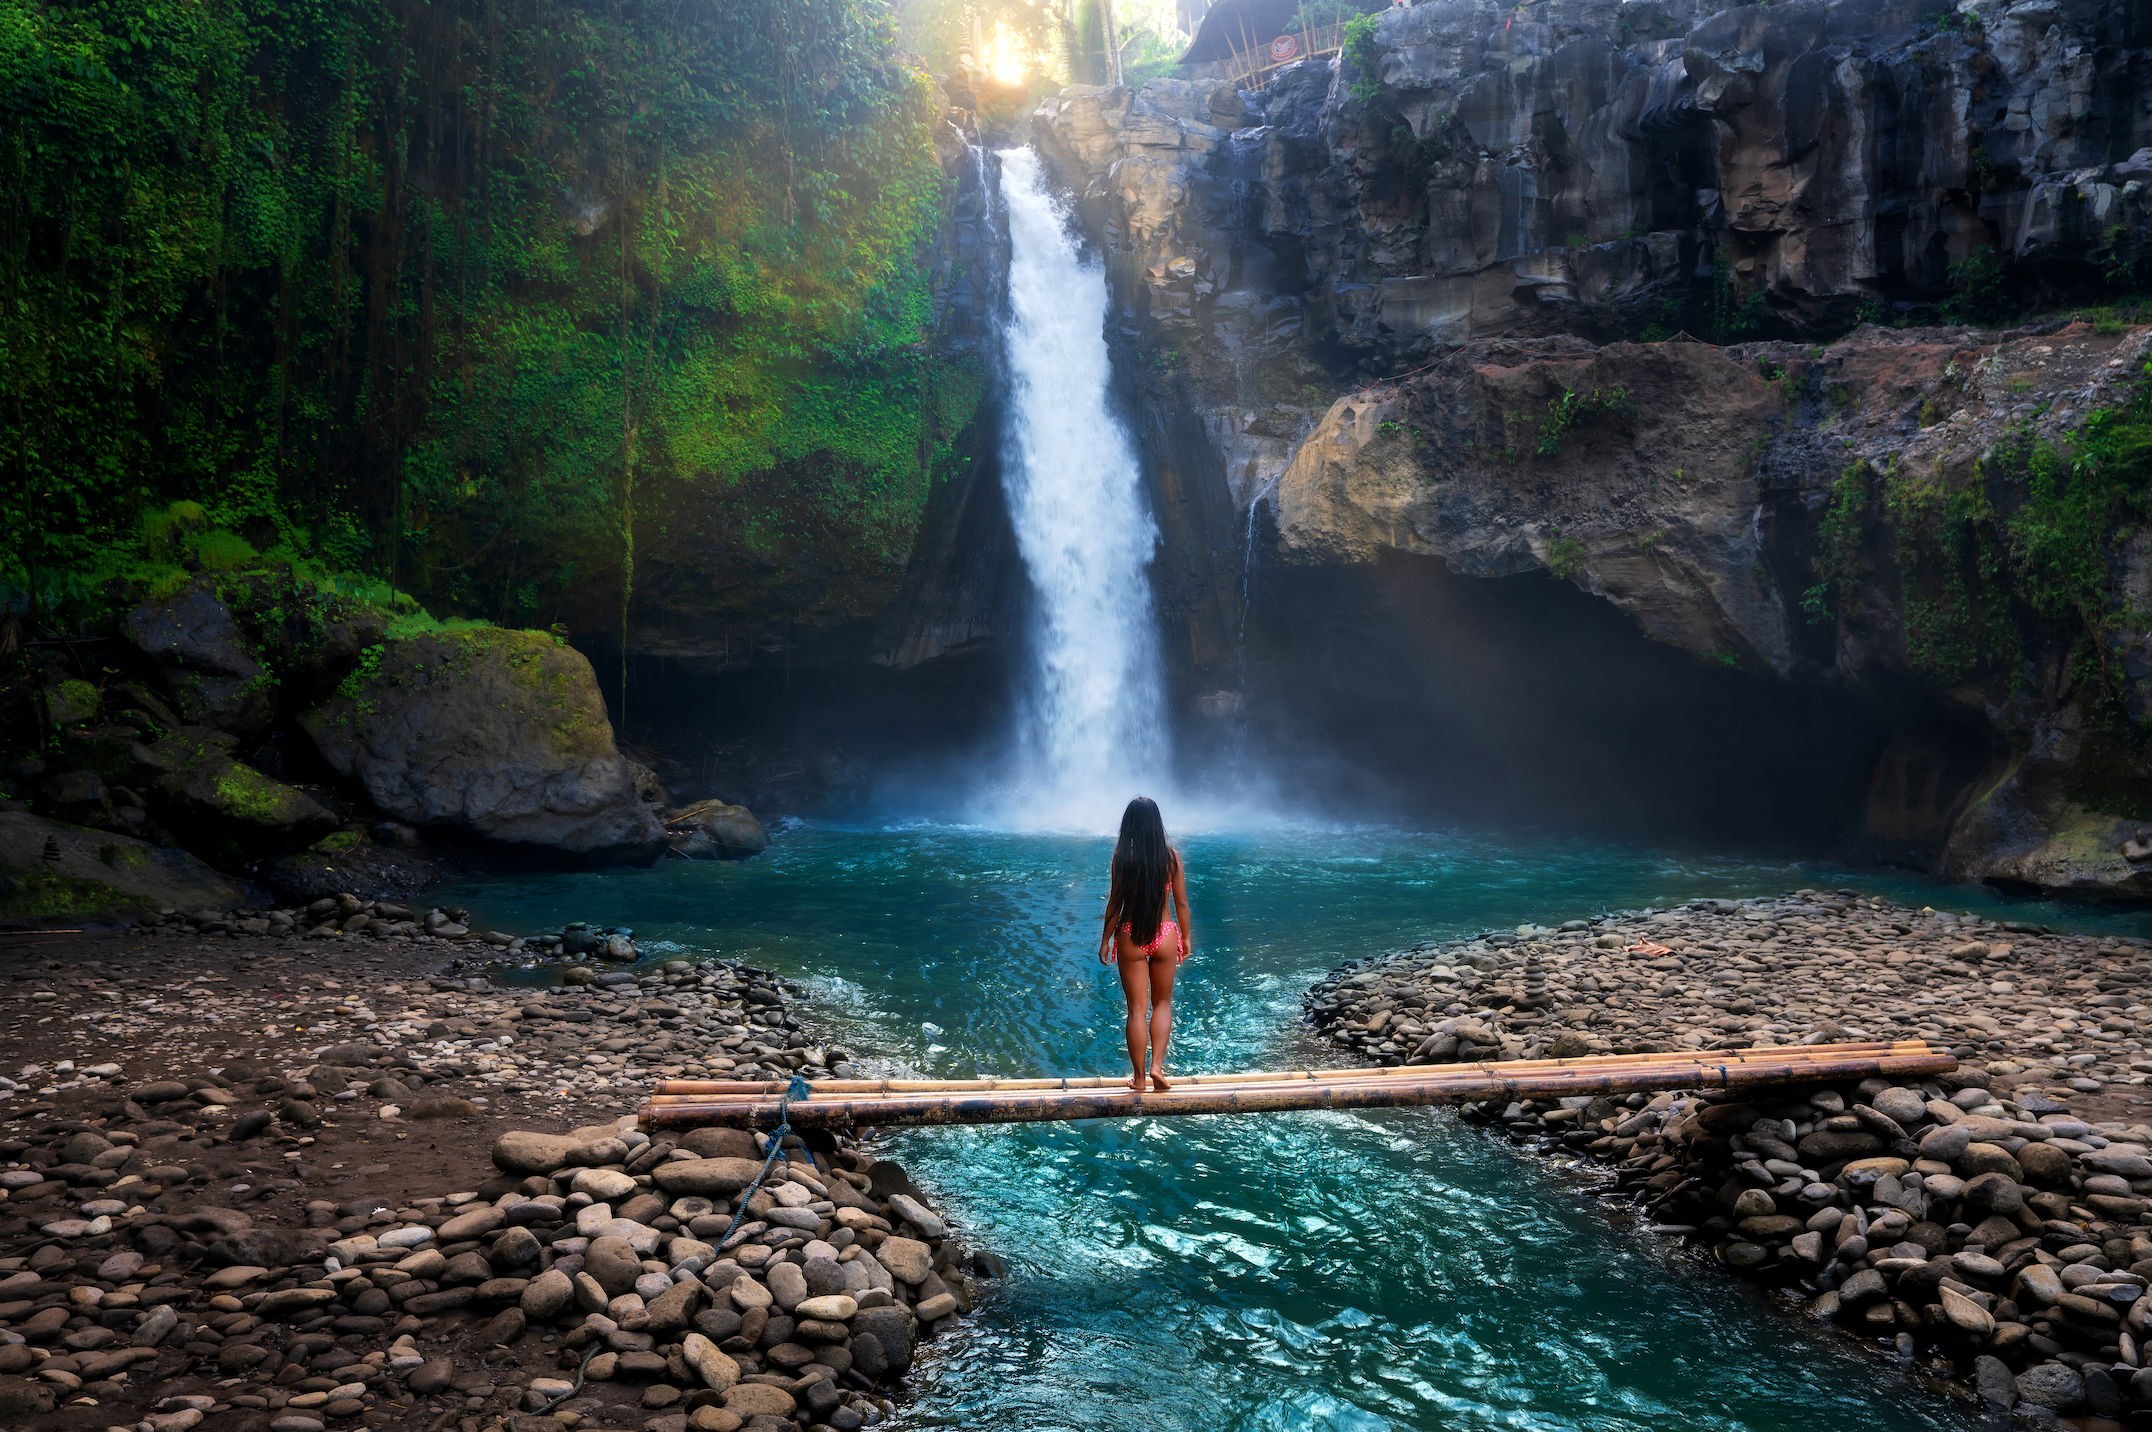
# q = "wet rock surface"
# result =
<box><xmin>0</xmin><ymin>916</ymin><xmax>978</xmax><ymax>1432</ymax></box>
<box><xmin>1310</xmin><ymin>887</ymin><xmax>2152</xmax><ymax>1421</ymax></box>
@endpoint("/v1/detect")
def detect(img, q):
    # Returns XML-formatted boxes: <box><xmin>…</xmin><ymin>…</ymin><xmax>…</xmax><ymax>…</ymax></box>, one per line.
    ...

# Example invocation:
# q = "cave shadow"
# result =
<box><xmin>1230</xmin><ymin>551</ymin><xmax>1894</xmax><ymax>853</ymax></box>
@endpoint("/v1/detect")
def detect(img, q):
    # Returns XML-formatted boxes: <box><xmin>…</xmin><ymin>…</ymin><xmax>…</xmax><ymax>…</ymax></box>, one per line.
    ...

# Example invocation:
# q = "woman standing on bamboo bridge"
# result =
<box><xmin>1098</xmin><ymin>796</ymin><xmax>1193</xmax><ymax>1093</ymax></box>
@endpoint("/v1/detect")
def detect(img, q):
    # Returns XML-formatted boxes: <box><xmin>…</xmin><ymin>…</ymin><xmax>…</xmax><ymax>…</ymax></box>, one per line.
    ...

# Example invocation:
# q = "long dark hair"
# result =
<box><xmin>1100</xmin><ymin>796</ymin><xmax>1177</xmax><ymax>953</ymax></box>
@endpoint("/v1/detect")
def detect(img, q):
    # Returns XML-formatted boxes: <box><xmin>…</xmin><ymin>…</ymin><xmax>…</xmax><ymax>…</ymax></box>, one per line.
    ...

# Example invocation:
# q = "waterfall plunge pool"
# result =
<box><xmin>440</xmin><ymin>821</ymin><xmax>2152</xmax><ymax>1429</ymax></box>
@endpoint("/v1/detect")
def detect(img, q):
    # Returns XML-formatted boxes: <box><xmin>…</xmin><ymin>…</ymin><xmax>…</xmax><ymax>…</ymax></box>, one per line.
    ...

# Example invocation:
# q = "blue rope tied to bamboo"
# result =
<box><xmin>710</xmin><ymin>1073</ymin><xmax>814</xmax><ymax>1251</ymax></box>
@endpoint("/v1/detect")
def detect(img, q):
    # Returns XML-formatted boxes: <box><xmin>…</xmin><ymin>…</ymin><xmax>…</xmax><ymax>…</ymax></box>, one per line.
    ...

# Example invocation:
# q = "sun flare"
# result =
<box><xmin>980</xmin><ymin>19</ymin><xmax>1036</xmax><ymax>84</ymax></box>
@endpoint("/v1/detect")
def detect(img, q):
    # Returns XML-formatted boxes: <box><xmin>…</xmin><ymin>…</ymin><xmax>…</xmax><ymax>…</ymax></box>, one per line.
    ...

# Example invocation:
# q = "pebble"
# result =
<box><xmin>1315</xmin><ymin>888</ymin><xmax>2152</xmax><ymax>1429</ymax></box>
<box><xmin>0</xmin><ymin>906</ymin><xmax>975</xmax><ymax>1432</ymax></box>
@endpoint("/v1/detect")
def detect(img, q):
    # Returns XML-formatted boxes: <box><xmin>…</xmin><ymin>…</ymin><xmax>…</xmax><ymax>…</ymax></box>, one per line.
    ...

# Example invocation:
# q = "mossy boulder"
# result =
<box><xmin>299</xmin><ymin>628</ymin><xmax>665</xmax><ymax>860</ymax></box>
<box><xmin>122</xmin><ymin>577</ymin><xmax>274</xmax><ymax>736</ymax></box>
<box><xmin>142</xmin><ymin>727</ymin><xmax>338</xmax><ymax>851</ymax></box>
<box><xmin>0</xmin><ymin>811</ymin><xmax>242</xmax><ymax>925</ymax></box>
<box><xmin>43</xmin><ymin>680</ymin><xmax>99</xmax><ymax>727</ymax></box>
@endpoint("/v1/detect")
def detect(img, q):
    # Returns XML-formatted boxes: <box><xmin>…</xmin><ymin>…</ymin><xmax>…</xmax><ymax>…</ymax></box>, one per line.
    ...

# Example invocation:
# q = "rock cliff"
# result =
<box><xmin>1038</xmin><ymin>0</ymin><xmax>2152</xmax><ymax>354</ymax></box>
<box><xmin>1028</xmin><ymin>0</ymin><xmax>2152</xmax><ymax>896</ymax></box>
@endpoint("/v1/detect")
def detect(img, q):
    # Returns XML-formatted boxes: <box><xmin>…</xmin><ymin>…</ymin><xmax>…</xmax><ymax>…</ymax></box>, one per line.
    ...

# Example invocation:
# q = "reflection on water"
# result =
<box><xmin>444</xmin><ymin>822</ymin><xmax>2122</xmax><ymax>1429</ymax></box>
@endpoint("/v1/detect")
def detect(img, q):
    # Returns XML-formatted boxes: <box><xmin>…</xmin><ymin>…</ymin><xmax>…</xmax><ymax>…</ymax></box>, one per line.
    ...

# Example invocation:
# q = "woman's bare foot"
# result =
<box><xmin>1149</xmin><ymin>1071</ymin><xmax>1172</xmax><ymax>1092</ymax></box>
<box><xmin>1129</xmin><ymin>1072</ymin><xmax>1145</xmax><ymax>1093</ymax></box>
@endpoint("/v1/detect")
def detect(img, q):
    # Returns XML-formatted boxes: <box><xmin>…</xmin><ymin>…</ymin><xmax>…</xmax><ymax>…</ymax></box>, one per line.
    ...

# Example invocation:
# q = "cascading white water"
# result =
<box><xmin>994</xmin><ymin>147</ymin><xmax>1167</xmax><ymax>830</ymax></box>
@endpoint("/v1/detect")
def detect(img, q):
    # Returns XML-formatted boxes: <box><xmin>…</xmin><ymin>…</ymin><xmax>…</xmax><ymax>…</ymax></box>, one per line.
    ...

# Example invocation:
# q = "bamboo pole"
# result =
<box><xmin>648</xmin><ymin>1041</ymin><xmax>1931</xmax><ymax>1098</ymax></box>
<box><xmin>642</xmin><ymin>1055</ymin><xmax>1957</xmax><ymax>1131</ymax></box>
<box><xmin>638</xmin><ymin>1044</ymin><xmax>1955</xmax><ymax>1131</ymax></box>
<box><xmin>644</xmin><ymin>1047</ymin><xmax>1931</xmax><ymax>1105</ymax></box>
<box><xmin>650</xmin><ymin>1047</ymin><xmax>1937</xmax><ymax>1111</ymax></box>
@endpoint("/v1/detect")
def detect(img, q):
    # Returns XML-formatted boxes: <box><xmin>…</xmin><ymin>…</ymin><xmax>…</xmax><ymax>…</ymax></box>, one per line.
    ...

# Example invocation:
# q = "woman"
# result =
<box><xmin>1097</xmin><ymin>796</ymin><xmax>1193</xmax><ymax>1092</ymax></box>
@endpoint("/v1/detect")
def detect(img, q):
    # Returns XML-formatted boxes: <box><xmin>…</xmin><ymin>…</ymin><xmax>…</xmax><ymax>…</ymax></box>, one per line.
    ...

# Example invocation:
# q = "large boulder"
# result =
<box><xmin>140</xmin><ymin>728</ymin><xmax>338</xmax><ymax>852</ymax></box>
<box><xmin>0</xmin><ymin>811</ymin><xmax>242</xmax><ymax>924</ymax></box>
<box><xmin>122</xmin><ymin>579</ymin><xmax>274</xmax><ymax>736</ymax></box>
<box><xmin>300</xmin><ymin>629</ymin><xmax>664</xmax><ymax>860</ymax></box>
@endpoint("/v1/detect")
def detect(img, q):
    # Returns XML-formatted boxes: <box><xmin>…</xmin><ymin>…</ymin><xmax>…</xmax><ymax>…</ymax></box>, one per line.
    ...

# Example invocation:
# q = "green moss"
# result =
<box><xmin>383</xmin><ymin>614</ymin><xmax>493</xmax><ymax>641</ymax></box>
<box><xmin>0</xmin><ymin>864</ymin><xmax>136</xmax><ymax>920</ymax></box>
<box><xmin>209</xmin><ymin>765</ymin><xmax>297</xmax><ymax>826</ymax></box>
<box><xmin>1808</xmin><ymin>363</ymin><xmax>2152</xmax><ymax>712</ymax></box>
<box><xmin>1882</xmin><ymin>463</ymin><xmax>2018</xmax><ymax>685</ymax></box>
<box><xmin>46</xmin><ymin>679</ymin><xmax>99</xmax><ymax>726</ymax></box>
<box><xmin>311</xmin><ymin>829</ymin><xmax>363</xmax><ymax>854</ymax></box>
<box><xmin>187</xmin><ymin>529</ymin><xmax>262</xmax><ymax>572</ymax></box>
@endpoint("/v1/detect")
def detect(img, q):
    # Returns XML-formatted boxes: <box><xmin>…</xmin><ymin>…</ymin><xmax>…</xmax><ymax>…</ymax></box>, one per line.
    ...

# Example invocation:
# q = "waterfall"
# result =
<box><xmin>994</xmin><ymin>147</ymin><xmax>1166</xmax><ymax>830</ymax></box>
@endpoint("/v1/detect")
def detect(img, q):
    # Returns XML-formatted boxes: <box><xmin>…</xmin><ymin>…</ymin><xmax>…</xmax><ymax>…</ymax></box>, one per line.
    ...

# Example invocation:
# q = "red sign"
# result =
<box><xmin>1267</xmin><ymin>32</ymin><xmax>1299</xmax><ymax>61</ymax></box>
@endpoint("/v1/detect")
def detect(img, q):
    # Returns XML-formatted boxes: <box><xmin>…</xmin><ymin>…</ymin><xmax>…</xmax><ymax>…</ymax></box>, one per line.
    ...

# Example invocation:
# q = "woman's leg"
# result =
<box><xmin>1115</xmin><ymin>957</ymin><xmax>1151</xmax><ymax>1092</ymax></box>
<box><xmin>1146</xmin><ymin>953</ymin><xmax>1177</xmax><ymax>1091</ymax></box>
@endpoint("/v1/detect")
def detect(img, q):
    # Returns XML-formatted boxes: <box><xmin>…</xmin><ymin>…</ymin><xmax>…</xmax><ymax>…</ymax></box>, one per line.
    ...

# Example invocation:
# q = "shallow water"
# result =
<box><xmin>444</xmin><ymin>823</ymin><xmax>2152</xmax><ymax>1430</ymax></box>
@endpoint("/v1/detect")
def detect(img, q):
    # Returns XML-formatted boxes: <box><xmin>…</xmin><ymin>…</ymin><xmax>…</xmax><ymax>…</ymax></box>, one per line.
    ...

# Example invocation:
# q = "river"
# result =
<box><xmin>443</xmin><ymin>819</ymin><xmax>2152</xmax><ymax>1429</ymax></box>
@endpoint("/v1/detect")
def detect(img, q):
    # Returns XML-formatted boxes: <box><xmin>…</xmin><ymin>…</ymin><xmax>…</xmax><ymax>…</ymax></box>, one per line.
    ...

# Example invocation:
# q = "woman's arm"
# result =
<box><xmin>1171</xmin><ymin>855</ymin><xmax>1192</xmax><ymax>962</ymax></box>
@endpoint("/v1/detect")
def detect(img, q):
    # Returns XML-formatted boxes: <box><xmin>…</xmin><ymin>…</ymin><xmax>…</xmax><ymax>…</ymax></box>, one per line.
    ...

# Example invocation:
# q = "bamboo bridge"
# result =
<box><xmin>638</xmin><ymin>1040</ymin><xmax>1955</xmax><ymax>1132</ymax></box>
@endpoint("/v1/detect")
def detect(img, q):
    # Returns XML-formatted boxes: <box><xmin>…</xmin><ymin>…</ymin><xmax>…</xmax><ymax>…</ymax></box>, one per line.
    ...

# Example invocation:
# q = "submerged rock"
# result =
<box><xmin>665</xmin><ymin>801</ymin><xmax>770</xmax><ymax>861</ymax></box>
<box><xmin>300</xmin><ymin>628</ymin><xmax>665</xmax><ymax>861</ymax></box>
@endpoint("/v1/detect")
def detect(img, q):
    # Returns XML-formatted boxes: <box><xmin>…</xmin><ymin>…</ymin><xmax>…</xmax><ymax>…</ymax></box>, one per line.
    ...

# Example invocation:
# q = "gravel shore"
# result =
<box><xmin>0</xmin><ymin>902</ymin><xmax>983</xmax><ymax>1432</ymax></box>
<box><xmin>1306</xmin><ymin>887</ymin><xmax>2152</xmax><ymax>1421</ymax></box>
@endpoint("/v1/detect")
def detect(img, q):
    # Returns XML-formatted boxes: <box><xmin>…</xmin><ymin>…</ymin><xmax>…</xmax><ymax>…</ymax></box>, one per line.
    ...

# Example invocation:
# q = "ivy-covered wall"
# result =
<box><xmin>0</xmin><ymin>0</ymin><xmax>978</xmax><ymax>645</ymax></box>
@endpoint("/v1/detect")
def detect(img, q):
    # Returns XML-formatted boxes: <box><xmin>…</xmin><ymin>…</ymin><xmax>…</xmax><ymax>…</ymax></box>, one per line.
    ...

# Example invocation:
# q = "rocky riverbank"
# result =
<box><xmin>0</xmin><ymin>914</ymin><xmax>980</xmax><ymax>1431</ymax></box>
<box><xmin>2</xmin><ymin>569</ymin><xmax>782</xmax><ymax>936</ymax></box>
<box><xmin>1307</xmin><ymin>889</ymin><xmax>2152</xmax><ymax>1421</ymax></box>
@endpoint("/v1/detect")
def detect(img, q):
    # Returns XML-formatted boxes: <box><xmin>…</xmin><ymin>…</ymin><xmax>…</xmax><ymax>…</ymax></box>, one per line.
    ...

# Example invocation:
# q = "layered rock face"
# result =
<box><xmin>1026</xmin><ymin>0</ymin><xmax>2152</xmax><ymax>895</ymax></box>
<box><xmin>1037</xmin><ymin>0</ymin><xmax>2151</xmax><ymax>352</ymax></box>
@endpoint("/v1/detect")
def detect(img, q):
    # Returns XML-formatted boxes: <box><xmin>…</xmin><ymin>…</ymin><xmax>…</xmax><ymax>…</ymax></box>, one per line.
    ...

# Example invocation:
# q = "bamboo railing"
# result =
<box><xmin>1219</xmin><ymin>21</ymin><xmax>1343</xmax><ymax>88</ymax></box>
<box><xmin>637</xmin><ymin>1040</ymin><xmax>1954</xmax><ymax>1131</ymax></box>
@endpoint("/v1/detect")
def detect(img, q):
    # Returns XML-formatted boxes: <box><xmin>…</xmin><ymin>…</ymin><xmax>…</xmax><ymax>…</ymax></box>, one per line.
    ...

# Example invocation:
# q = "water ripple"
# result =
<box><xmin>432</xmin><ymin>821</ymin><xmax>2143</xmax><ymax>1431</ymax></box>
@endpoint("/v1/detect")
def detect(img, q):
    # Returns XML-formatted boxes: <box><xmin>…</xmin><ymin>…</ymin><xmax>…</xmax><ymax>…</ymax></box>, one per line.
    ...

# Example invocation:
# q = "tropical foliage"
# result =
<box><xmin>0</xmin><ymin>0</ymin><xmax>960</xmax><ymax>638</ymax></box>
